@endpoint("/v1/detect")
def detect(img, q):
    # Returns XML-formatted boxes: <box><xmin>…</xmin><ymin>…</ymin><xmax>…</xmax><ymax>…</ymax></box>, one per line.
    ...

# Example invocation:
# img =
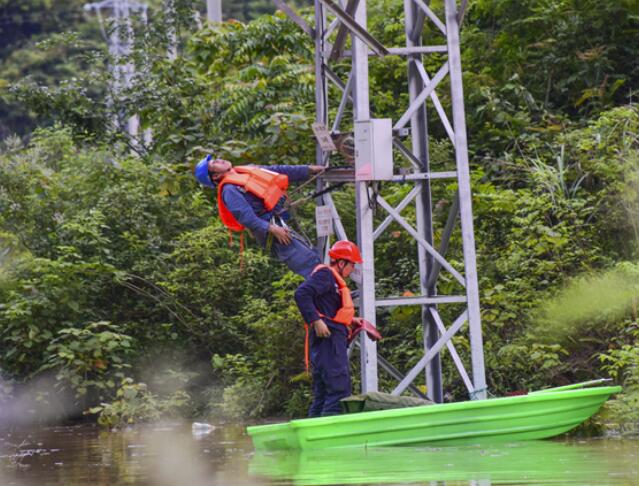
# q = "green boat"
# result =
<box><xmin>247</xmin><ymin>381</ymin><xmax>621</xmax><ymax>450</ymax></box>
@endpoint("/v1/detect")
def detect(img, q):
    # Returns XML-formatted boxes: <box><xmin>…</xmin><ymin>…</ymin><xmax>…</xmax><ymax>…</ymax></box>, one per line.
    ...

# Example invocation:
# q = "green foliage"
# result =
<box><xmin>38</xmin><ymin>321</ymin><xmax>134</xmax><ymax>400</ymax></box>
<box><xmin>466</xmin><ymin>0</ymin><xmax>639</xmax><ymax>116</ymax></box>
<box><xmin>495</xmin><ymin>344</ymin><xmax>569</xmax><ymax>391</ymax></box>
<box><xmin>0</xmin><ymin>1</ymin><xmax>103</xmax><ymax>138</ymax></box>
<box><xmin>159</xmin><ymin>223</ymin><xmax>276</xmax><ymax>352</ymax></box>
<box><xmin>0</xmin><ymin>1</ymin><xmax>89</xmax><ymax>59</ymax></box>
<box><xmin>531</xmin><ymin>264</ymin><xmax>639</xmax><ymax>343</ymax></box>
<box><xmin>211</xmin><ymin>273</ymin><xmax>310</xmax><ymax>419</ymax></box>
<box><xmin>223</xmin><ymin>1</ymin><xmax>313</xmax><ymax>22</ymax></box>
<box><xmin>600</xmin><ymin>346</ymin><xmax>639</xmax><ymax>434</ymax></box>
<box><xmin>176</xmin><ymin>12</ymin><xmax>316</xmax><ymax>161</ymax></box>
<box><xmin>0</xmin><ymin>124</ymin><xmax>206</xmax><ymax>416</ymax></box>
<box><xmin>88</xmin><ymin>378</ymin><xmax>191</xmax><ymax>428</ymax></box>
<box><xmin>0</xmin><ymin>256</ymin><xmax>117</xmax><ymax>377</ymax></box>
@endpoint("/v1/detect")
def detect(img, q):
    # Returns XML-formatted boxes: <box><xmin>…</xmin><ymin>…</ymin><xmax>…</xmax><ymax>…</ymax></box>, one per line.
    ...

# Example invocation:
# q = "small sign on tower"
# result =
<box><xmin>315</xmin><ymin>205</ymin><xmax>334</xmax><ymax>237</ymax></box>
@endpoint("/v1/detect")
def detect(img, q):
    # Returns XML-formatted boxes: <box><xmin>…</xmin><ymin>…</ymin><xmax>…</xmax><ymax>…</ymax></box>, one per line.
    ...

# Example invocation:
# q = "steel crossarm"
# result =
<box><xmin>392</xmin><ymin>310</ymin><xmax>468</xmax><ymax>395</ymax></box>
<box><xmin>376</xmin><ymin>295</ymin><xmax>467</xmax><ymax>306</ymax></box>
<box><xmin>376</xmin><ymin>195</ymin><xmax>466</xmax><ymax>287</ymax></box>
<box><xmin>387</xmin><ymin>46</ymin><xmax>448</xmax><ymax>54</ymax></box>
<box><xmin>343</xmin><ymin>46</ymin><xmax>448</xmax><ymax>56</ymax></box>
<box><xmin>390</xmin><ymin>172</ymin><xmax>457</xmax><ymax>181</ymax></box>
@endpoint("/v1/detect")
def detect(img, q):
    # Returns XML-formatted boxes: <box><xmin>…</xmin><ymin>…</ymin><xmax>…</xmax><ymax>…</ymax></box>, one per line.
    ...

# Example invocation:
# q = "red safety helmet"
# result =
<box><xmin>328</xmin><ymin>240</ymin><xmax>363</xmax><ymax>264</ymax></box>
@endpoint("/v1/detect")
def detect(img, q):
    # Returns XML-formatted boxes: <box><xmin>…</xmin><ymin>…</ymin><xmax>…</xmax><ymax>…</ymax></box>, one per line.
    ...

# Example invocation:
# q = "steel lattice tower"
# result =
<box><xmin>280</xmin><ymin>0</ymin><xmax>487</xmax><ymax>402</ymax></box>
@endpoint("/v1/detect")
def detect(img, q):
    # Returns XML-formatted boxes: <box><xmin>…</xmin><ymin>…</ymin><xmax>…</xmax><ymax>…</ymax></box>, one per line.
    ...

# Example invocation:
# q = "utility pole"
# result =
<box><xmin>84</xmin><ymin>0</ymin><xmax>148</xmax><ymax>140</ymax></box>
<box><xmin>167</xmin><ymin>0</ymin><xmax>178</xmax><ymax>60</ymax></box>
<box><xmin>207</xmin><ymin>0</ymin><xmax>222</xmax><ymax>22</ymax></box>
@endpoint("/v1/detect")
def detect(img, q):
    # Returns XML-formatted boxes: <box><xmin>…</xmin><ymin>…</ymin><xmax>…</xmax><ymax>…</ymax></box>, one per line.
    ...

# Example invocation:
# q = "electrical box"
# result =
<box><xmin>354</xmin><ymin>119</ymin><xmax>394</xmax><ymax>181</ymax></box>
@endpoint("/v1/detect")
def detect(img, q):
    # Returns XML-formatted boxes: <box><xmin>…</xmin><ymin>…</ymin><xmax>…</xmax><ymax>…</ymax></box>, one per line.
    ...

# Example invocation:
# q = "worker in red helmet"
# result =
<box><xmin>294</xmin><ymin>240</ymin><xmax>366</xmax><ymax>417</ymax></box>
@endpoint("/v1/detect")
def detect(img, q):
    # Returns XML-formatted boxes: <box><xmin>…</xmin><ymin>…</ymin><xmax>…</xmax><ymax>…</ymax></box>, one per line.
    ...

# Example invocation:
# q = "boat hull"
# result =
<box><xmin>247</xmin><ymin>385</ymin><xmax>621</xmax><ymax>450</ymax></box>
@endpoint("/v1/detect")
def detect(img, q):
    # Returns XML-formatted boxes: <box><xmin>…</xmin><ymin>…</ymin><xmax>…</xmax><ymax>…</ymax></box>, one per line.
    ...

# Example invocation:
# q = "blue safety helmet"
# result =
<box><xmin>194</xmin><ymin>154</ymin><xmax>214</xmax><ymax>187</ymax></box>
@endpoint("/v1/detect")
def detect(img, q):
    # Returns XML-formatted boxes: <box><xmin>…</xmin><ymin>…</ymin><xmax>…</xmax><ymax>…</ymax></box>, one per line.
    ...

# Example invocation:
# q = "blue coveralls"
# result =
<box><xmin>294</xmin><ymin>267</ymin><xmax>352</xmax><ymax>417</ymax></box>
<box><xmin>220</xmin><ymin>165</ymin><xmax>321</xmax><ymax>279</ymax></box>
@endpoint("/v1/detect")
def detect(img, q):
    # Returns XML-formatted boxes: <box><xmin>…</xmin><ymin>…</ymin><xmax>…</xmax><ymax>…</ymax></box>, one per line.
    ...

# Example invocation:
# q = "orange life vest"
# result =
<box><xmin>312</xmin><ymin>264</ymin><xmax>355</xmax><ymax>326</ymax></box>
<box><xmin>304</xmin><ymin>264</ymin><xmax>355</xmax><ymax>371</ymax></box>
<box><xmin>217</xmin><ymin>166</ymin><xmax>289</xmax><ymax>232</ymax></box>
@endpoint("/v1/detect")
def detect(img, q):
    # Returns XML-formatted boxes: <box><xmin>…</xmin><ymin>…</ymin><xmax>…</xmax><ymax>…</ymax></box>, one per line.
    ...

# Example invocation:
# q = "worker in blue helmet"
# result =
<box><xmin>194</xmin><ymin>155</ymin><xmax>323</xmax><ymax>279</ymax></box>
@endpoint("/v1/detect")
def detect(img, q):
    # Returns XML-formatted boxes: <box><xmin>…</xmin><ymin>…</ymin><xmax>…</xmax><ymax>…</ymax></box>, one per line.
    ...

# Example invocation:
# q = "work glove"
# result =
<box><xmin>348</xmin><ymin>319</ymin><xmax>382</xmax><ymax>345</ymax></box>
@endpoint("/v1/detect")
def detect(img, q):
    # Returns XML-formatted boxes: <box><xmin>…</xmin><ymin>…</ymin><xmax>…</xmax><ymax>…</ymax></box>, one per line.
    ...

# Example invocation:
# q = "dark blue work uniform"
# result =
<box><xmin>220</xmin><ymin>165</ymin><xmax>321</xmax><ymax>278</ymax></box>
<box><xmin>294</xmin><ymin>267</ymin><xmax>352</xmax><ymax>417</ymax></box>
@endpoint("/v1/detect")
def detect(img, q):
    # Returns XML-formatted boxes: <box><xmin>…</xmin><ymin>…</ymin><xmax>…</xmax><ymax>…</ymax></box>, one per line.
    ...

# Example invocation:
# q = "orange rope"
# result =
<box><xmin>227</xmin><ymin>229</ymin><xmax>246</xmax><ymax>272</ymax></box>
<box><xmin>239</xmin><ymin>232</ymin><xmax>245</xmax><ymax>272</ymax></box>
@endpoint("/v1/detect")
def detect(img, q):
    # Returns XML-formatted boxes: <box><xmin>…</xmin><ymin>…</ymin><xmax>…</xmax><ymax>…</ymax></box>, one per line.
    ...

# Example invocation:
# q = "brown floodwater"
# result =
<box><xmin>0</xmin><ymin>422</ymin><xmax>637</xmax><ymax>485</ymax></box>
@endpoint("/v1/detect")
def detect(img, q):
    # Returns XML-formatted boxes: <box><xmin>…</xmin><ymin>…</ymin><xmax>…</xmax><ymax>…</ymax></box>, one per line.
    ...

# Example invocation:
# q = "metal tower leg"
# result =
<box><xmin>351</xmin><ymin>0</ymin><xmax>378</xmax><ymax>393</ymax></box>
<box><xmin>444</xmin><ymin>0</ymin><xmax>486</xmax><ymax>399</ymax></box>
<box><xmin>405</xmin><ymin>0</ymin><xmax>443</xmax><ymax>403</ymax></box>
<box><xmin>313</xmin><ymin>1</ymin><xmax>330</xmax><ymax>255</ymax></box>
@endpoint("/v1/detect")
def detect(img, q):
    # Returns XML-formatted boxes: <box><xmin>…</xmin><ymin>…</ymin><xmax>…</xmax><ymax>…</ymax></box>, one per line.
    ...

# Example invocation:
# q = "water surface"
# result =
<box><xmin>0</xmin><ymin>423</ymin><xmax>637</xmax><ymax>485</ymax></box>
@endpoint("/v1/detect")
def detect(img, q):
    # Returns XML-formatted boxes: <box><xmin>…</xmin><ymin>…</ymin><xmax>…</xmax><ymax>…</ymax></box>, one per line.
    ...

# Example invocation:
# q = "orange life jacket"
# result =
<box><xmin>217</xmin><ymin>166</ymin><xmax>289</xmax><ymax>232</ymax></box>
<box><xmin>312</xmin><ymin>264</ymin><xmax>355</xmax><ymax>326</ymax></box>
<box><xmin>304</xmin><ymin>264</ymin><xmax>355</xmax><ymax>371</ymax></box>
